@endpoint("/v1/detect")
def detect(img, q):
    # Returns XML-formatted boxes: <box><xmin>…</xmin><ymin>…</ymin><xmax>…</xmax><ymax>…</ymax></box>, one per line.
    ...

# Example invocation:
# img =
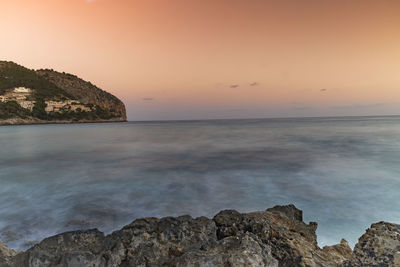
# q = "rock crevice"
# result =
<box><xmin>1</xmin><ymin>205</ymin><xmax>399</xmax><ymax>267</ymax></box>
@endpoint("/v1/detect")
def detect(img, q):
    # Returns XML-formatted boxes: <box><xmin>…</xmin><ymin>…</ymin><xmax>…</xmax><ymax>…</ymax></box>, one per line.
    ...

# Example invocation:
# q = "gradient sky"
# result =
<box><xmin>2</xmin><ymin>0</ymin><xmax>400</xmax><ymax>120</ymax></box>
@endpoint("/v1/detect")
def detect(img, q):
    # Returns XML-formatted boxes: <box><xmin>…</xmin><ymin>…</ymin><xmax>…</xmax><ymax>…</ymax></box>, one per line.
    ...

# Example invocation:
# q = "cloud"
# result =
<box><xmin>320</xmin><ymin>88</ymin><xmax>327</xmax><ymax>92</ymax></box>
<box><xmin>223</xmin><ymin>108</ymin><xmax>248</xmax><ymax>112</ymax></box>
<box><xmin>293</xmin><ymin>106</ymin><xmax>313</xmax><ymax>110</ymax></box>
<box><xmin>230</xmin><ymin>84</ymin><xmax>239</xmax><ymax>88</ymax></box>
<box><xmin>330</xmin><ymin>103</ymin><xmax>387</xmax><ymax>109</ymax></box>
<box><xmin>143</xmin><ymin>98</ymin><xmax>154</xmax><ymax>101</ymax></box>
<box><xmin>250</xmin><ymin>82</ymin><xmax>258</xmax><ymax>86</ymax></box>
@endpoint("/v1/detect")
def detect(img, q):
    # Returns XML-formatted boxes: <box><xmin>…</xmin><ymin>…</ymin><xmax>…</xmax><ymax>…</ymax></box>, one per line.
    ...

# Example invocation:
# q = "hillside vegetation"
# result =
<box><xmin>0</xmin><ymin>101</ymin><xmax>31</xmax><ymax>120</ymax></box>
<box><xmin>37</xmin><ymin>69</ymin><xmax>126</xmax><ymax>120</ymax></box>
<box><xmin>0</xmin><ymin>61</ymin><xmax>71</xmax><ymax>100</ymax></box>
<box><xmin>0</xmin><ymin>61</ymin><xmax>126</xmax><ymax>124</ymax></box>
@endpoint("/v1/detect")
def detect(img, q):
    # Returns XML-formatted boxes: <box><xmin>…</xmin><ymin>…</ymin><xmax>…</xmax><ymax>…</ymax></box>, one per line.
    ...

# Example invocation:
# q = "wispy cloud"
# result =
<box><xmin>250</xmin><ymin>82</ymin><xmax>258</xmax><ymax>86</ymax></box>
<box><xmin>230</xmin><ymin>84</ymin><xmax>239</xmax><ymax>88</ymax></box>
<box><xmin>143</xmin><ymin>97</ymin><xmax>154</xmax><ymax>101</ymax></box>
<box><xmin>293</xmin><ymin>106</ymin><xmax>313</xmax><ymax>110</ymax></box>
<box><xmin>223</xmin><ymin>108</ymin><xmax>248</xmax><ymax>112</ymax></box>
<box><xmin>320</xmin><ymin>88</ymin><xmax>327</xmax><ymax>92</ymax></box>
<box><xmin>330</xmin><ymin>103</ymin><xmax>387</xmax><ymax>109</ymax></box>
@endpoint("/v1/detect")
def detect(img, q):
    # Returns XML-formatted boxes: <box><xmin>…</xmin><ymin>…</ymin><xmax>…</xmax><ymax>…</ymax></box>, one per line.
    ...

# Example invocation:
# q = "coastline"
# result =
<box><xmin>1</xmin><ymin>204</ymin><xmax>398</xmax><ymax>267</ymax></box>
<box><xmin>0</xmin><ymin>117</ymin><xmax>127</xmax><ymax>126</ymax></box>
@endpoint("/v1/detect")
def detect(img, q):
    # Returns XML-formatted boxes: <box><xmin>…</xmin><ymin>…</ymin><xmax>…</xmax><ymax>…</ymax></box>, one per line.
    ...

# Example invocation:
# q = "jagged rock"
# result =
<box><xmin>315</xmin><ymin>239</ymin><xmax>354</xmax><ymax>267</ymax></box>
<box><xmin>12</xmin><ymin>229</ymin><xmax>106</xmax><ymax>267</ymax></box>
<box><xmin>266</xmin><ymin>204</ymin><xmax>303</xmax><ymax>222</ymax></box>
<box><xmin>343</xmin><ymin>222</ymin><xmax>400</xmax><ymax>267</ymax></box>
<box><xmin>171</xmin><ymin>232</ymin><xmax>278</xmax><ymax>267</ymax></box>
<box><xmin>0</xmin><ymin>205</ymin><xmax>398</xmax><ymax>267</ymax></box>
<box><xmin>0</xmin><ymin>241</ymin><xmax>17</xmax><ymax>266</ymax></box>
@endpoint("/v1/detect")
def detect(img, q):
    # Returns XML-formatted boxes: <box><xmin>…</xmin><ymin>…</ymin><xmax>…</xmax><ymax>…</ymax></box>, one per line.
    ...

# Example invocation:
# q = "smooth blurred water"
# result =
<box><xmin>1</xmin><ymin>116</ymin><xmax>400</xmax><ymax>250</ymax></box>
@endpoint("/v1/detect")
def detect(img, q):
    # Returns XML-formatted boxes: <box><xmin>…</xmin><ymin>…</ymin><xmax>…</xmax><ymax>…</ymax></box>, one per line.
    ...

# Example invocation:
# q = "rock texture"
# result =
<box><xmin>0</xmin><ymin>205</ymin><xmax>398</xmax><ymax>267</ymax></box>
<box><xmin>0</xmin><ymin>242</ymin><xmax>17</xmax><ymax>266</ymax></box>
<box><xmin>36</xmin><ymin>70</ymin><xmax>127</xmax><ymax>121</ymax></box>
<box><xmin>343</xmin><ymin>222</ymin><xmax>400</xmax><ymax>267</ymax></box>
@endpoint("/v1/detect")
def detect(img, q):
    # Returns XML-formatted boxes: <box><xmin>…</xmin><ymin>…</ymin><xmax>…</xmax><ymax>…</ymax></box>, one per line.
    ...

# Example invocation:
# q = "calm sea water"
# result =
<box><xmin>1</xmin><ymin>116</ymin><xmax>400</xmax><ymax>250</ymax></box>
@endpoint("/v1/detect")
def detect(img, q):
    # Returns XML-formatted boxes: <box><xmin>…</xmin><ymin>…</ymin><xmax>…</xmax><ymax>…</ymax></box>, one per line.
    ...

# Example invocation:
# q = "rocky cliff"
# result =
<box><xmin>36</xmin><ymin>69</ymin><xmax>126</xmax><ymax>121</ymax></box>
<box><xmin>0</xmin><ymin>61</ymin><xmax>126</xmax><ymax>124</ymax></box>
<box><xmin>0</xmin><ymin>205</ymin><xmax>399</xmax><ymax>267</ymax></box>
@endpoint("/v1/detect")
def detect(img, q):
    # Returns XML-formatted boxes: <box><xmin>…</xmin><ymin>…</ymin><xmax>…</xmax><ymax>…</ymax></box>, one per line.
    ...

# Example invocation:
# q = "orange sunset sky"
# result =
<box><xmin>1</xmin><ymin>0</ymin><xmax>400</xmax><ymax>120</ymax></box>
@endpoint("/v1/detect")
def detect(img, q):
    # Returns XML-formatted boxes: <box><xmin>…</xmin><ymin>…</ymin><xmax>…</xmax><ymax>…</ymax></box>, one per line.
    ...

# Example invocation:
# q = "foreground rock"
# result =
<box><xmin>0</xmin><ymin>242</ymin><xmax>17</xmax><ymax>266</ymax></box>
<box><xmin>0</xmin><ymin>205</ymin><xmax>398</xmax><ymax>266</ymax></box>
<box><xmin>343</xmin><ymin>222</ymin><xmax>400</xmax><ymax>267</ymax></box>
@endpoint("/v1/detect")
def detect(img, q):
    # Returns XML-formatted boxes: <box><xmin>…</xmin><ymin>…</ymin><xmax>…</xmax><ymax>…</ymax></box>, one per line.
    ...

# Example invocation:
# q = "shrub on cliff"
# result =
<box><xmin>32</xmin><ymin>99</ymin><xmax>48</xmax><ymax>120</ymax></box>
<box><xmin>0</xmin><ymin>101</ymin><xmax>31</xmax><ymax>119</ymax></box>
<box><xmin>0</xmin><ymin>61</ymin><xmax>72</xmax><ymax>100</ymax></box>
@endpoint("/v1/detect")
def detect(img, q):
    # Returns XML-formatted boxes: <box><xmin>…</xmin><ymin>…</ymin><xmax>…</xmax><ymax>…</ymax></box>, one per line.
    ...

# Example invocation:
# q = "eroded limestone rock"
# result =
<box><xmin>0</xmin><ymin>205</ymin><xmax>398</xmax><ymax>267</ymax></box>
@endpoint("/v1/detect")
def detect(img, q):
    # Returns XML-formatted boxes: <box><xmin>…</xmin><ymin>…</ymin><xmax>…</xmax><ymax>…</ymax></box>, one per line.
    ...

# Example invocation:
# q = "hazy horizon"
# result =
<box><xmin>126</xmin><ymin>114</ymin><xmax>400</xmax><ymax>123</ymax></box>
<box><xmin>2</xmin><ymin>0</ymin><xmax>400</xmax><ymax>120</ymax></box>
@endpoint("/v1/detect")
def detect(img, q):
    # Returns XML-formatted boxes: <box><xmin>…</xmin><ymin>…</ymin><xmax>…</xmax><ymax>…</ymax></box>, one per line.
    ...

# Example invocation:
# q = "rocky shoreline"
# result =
<box><xmin>0</xmin><ymin>117</ymin><xmax>127</xmax><ymax>126</ymax></box>
<box><xmin>0</xmin><ymin>204</ymin><xmax>399</xmax><ymax>267</ymax></box>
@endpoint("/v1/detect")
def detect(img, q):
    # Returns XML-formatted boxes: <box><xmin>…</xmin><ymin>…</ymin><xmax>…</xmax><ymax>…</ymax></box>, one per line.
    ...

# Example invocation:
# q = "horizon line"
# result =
<box><xmin>127</xmin><ymin>114</ymin><xmax>400</xmax><ymax>123</ymax></box>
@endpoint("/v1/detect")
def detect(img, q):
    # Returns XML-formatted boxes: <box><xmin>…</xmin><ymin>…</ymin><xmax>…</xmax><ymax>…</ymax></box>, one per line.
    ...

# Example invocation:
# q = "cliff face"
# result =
<box><xmin>36</xmin><ymin>70</ymin><xmax>127</xmax><ymax>121</ymax></box>
<box><xmin>0</xmin><ymin>61</ymin><xmax>127</xmax><ymax>124</ymax></box>
<box><xmin>0</xmin><ymin>205</ymin><xmax>399</xmax><ymax>267</ymax></box>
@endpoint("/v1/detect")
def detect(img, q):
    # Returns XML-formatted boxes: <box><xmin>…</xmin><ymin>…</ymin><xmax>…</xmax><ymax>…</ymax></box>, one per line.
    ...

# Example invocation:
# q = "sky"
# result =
<box><xmin>1</xmin><ymin>0</ymin><xmax>400</xmax><ymax>121</ymax></box>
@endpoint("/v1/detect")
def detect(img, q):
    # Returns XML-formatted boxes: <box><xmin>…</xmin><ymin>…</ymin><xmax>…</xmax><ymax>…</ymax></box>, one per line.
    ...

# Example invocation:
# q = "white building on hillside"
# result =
<box><xmin>13</xmin><ymin>87</ymin><xmax>32</xmax><ymax>93</ymax></box>
<box><xmin>19</xmin><ymin>101</ymin><xmax>36</xmax><ymax>111</ymax></box>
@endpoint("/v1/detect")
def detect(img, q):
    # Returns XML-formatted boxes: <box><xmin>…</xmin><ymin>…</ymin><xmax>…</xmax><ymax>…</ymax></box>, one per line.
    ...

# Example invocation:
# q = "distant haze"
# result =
<box><xmin>2</xmin><ymin>0</ymin><xmax>400</xmax><ymax>120</ymax></box>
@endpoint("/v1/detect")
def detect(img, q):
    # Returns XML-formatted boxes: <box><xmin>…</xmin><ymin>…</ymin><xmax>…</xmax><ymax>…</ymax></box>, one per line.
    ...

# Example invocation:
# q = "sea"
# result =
<box><xmin>1</xmin><ymin>116</ymin><xmax>400</xmax><ymax>250</ymax></box>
